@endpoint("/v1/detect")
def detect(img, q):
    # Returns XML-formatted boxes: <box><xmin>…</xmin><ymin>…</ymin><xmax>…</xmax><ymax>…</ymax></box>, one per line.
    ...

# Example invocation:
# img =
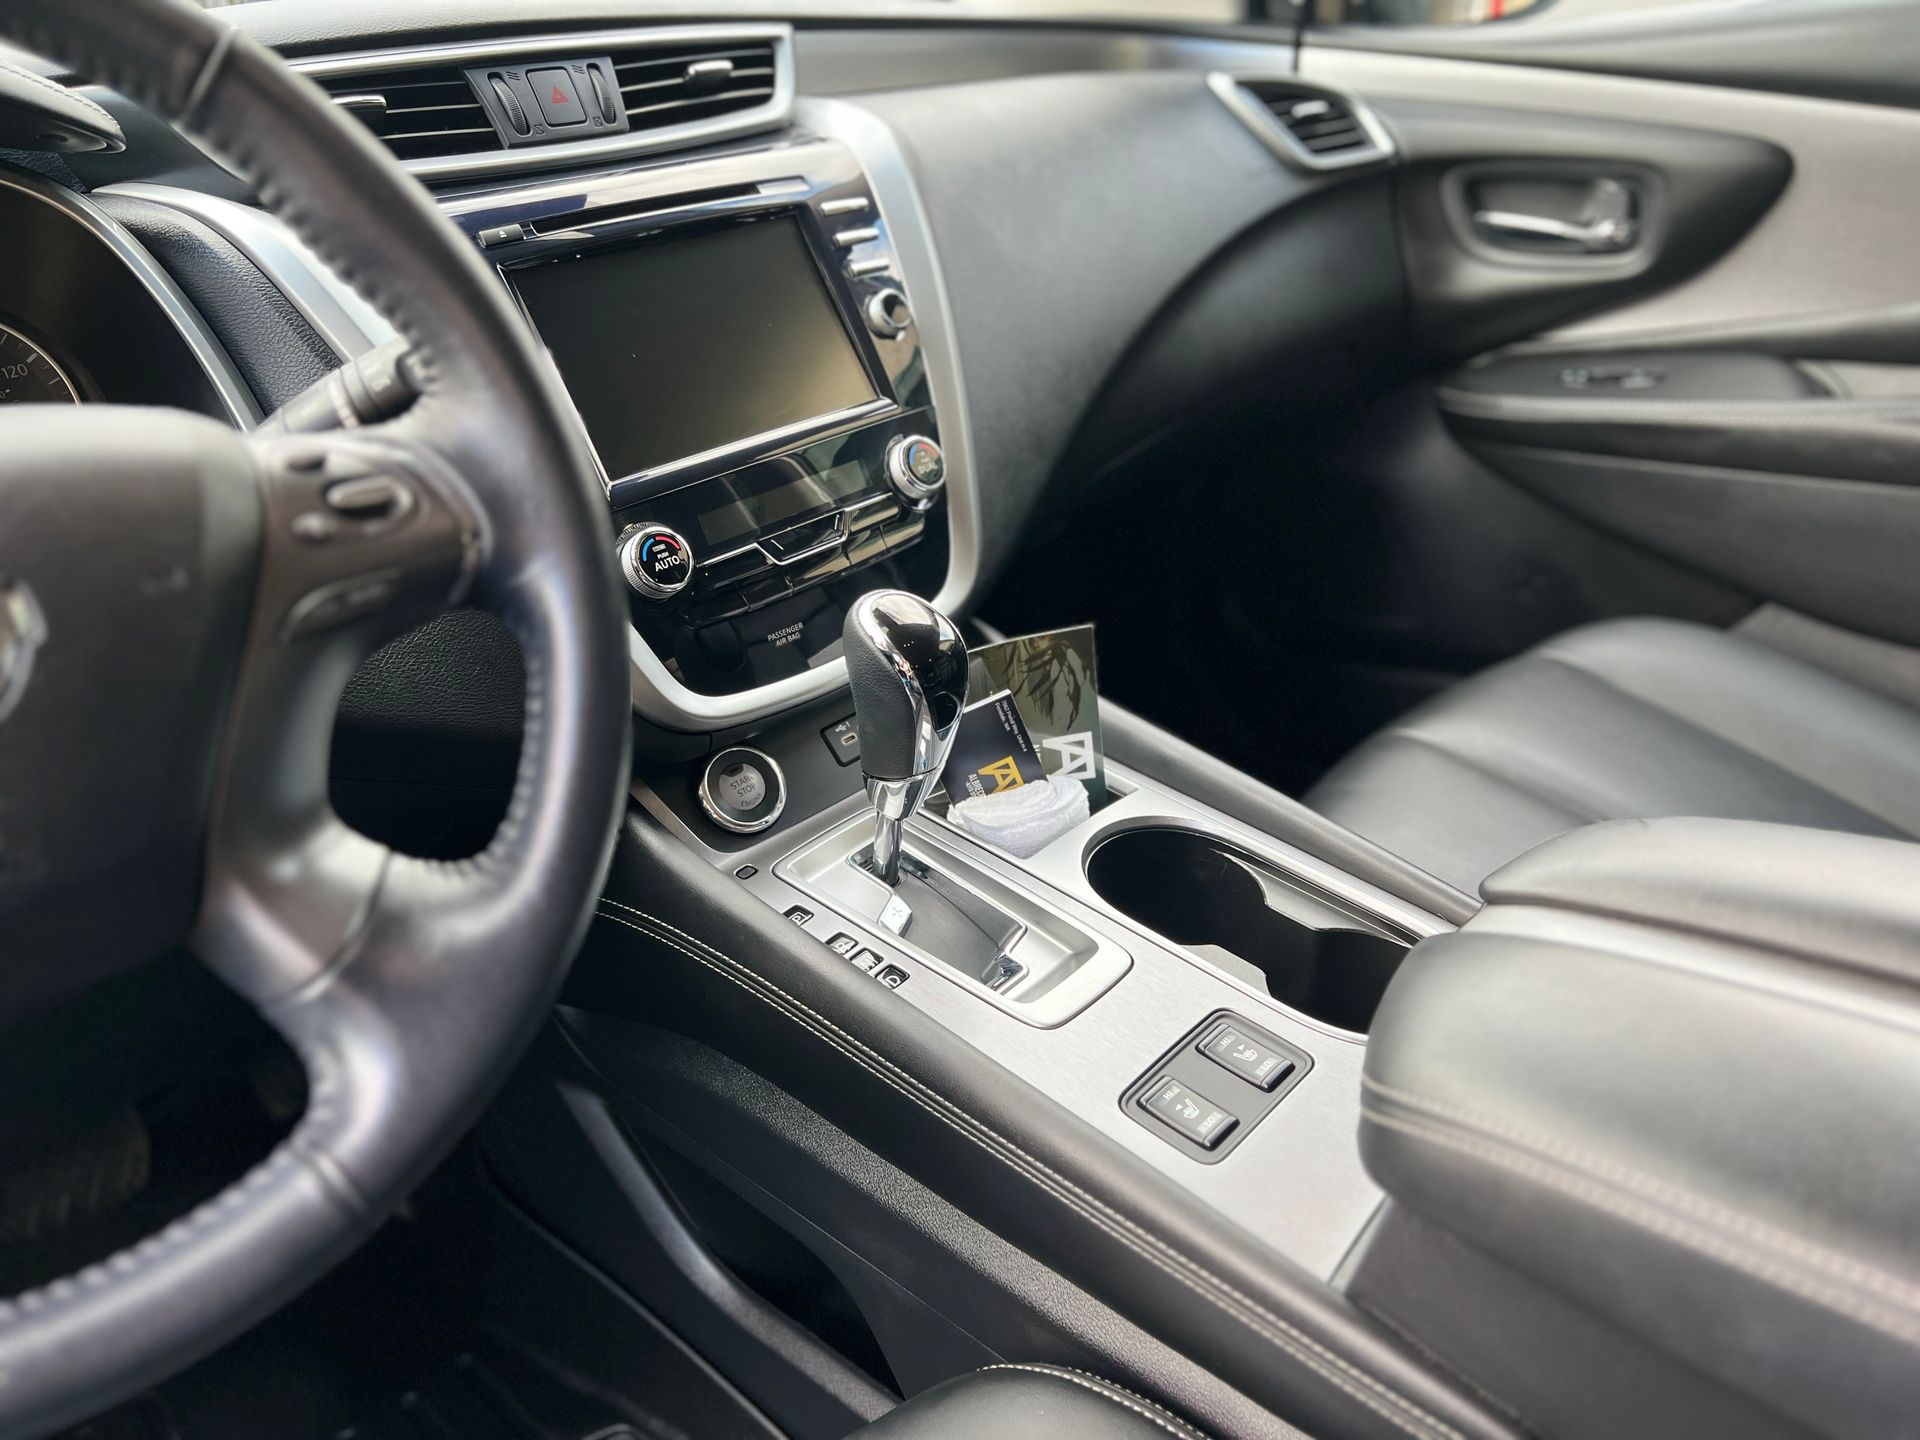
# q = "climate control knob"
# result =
<box><xmin>885</xmin><ymin>435</ymin><xmax>946</xmax><ymax>510</ymax></box>
<box><xmin>618</xmin><ymin>523</ymin><xmax>695</xmax><ymax>601</ymax></box>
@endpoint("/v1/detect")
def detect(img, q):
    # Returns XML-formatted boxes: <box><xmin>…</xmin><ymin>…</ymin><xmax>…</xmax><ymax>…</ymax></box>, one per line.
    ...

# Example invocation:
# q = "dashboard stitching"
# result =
<box><xmin>592</xmin><ymin>901</ymin><xmax>1466</xmax><ymax>1440</ymax></box>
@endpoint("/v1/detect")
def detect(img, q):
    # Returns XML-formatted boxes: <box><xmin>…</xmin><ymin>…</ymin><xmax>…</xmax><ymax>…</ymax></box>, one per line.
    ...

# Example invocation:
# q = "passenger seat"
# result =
<box><xmin>1306</xmin><ymin>618</ymin><xmax>1920</xmax><ymax>897</ymax></box>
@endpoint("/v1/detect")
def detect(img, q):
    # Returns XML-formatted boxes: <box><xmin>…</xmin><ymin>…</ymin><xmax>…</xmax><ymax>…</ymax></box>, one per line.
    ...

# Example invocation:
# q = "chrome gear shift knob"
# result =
<box><xmin>842</xmin><ymin>590</ymin><xmax>968</xmax><ymax>884</ymax></box>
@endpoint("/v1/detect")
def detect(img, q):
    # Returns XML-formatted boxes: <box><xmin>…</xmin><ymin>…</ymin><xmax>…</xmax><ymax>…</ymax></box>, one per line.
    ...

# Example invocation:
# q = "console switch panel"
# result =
<box><xmin>1123</xmin><ymin>1011</ymin><xmax>1311</xmax><ymax>1163</ymax></box>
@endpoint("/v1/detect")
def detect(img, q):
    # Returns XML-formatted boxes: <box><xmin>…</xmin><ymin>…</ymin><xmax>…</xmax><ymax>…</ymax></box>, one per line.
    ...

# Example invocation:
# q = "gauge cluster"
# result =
<box><xmin>0</xmin><ymin>321</ymin><xmax>83</xmax><ymax>406</ymax></box>
<box><xmin>0</xmin><ymin>168</ymin><xmax>248</xmax><ymax>423</ymax></box>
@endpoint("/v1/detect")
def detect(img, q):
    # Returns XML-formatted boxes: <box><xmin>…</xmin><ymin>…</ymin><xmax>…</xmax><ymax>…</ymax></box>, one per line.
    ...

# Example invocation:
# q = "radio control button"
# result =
<box><xmin>529</xmin><ymin>68</ymin><xmax>587</xmax><ymax>127</ymax></box>
<box><xmin>693</xmin><ymin>547</ymin><xmax>771</xmax><ymax>596</ymax></box>
<box><xmin>885</xmin><ymin>436</ymin><xmax>945</xmax><ymax>510</ymax></box>
<box><xmin>761</xmin><ymin>513</ymin><xmax>845</xmax><ymax>562</ymax></box>
<box><xmin>619</xmin><ymin>524</ymin><xmax>695</xmax><ymax>601</ymax></box>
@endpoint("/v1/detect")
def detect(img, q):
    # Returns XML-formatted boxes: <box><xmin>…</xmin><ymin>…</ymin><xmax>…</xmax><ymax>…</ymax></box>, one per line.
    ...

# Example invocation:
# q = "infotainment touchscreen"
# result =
<box><xmin>509</xmin><ymin>215</ymin><xmax>879</xmax><ymax>481</ymax></box>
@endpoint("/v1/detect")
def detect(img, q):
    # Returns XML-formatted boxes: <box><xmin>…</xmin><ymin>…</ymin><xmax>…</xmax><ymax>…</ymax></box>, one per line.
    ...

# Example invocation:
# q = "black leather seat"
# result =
<box><xmin>1306</xmin><ymin>618</ymin><xmax>1920</xmax><ymax>897</ymax></box>
<box><xmin>854</xmin><ymin>1365</ymin><xmax>1211</xmax><ymax>1438</ymax></box>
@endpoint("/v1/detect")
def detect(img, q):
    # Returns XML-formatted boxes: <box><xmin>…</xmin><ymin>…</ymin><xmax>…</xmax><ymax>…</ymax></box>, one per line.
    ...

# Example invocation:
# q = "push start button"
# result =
<box><xmin>619</xmin><ymin>523</ymin><xmax>695</xmax><ymax>601</ymax></box>
<box><xmin>699</xmin><ymin>747</ymin><xmax>787</xmax><ymax>835</ymax></box>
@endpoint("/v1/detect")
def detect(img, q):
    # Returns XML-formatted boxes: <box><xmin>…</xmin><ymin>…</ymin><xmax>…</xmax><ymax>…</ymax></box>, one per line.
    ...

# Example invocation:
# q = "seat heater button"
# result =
<box><xmin>529</xmin><ymin>68</ymin><xmax>587</xmax><ymax>126</ymax></box>
<box><xmin>1141</xmin><ymin>1077</ymin><xmax>1237</xmax><ymax>1149</ymax></box>
<box><xmin>1201</xmin><ymin>1025</ymin><xmax>1297</xmax><ymax>1092</ymax></box>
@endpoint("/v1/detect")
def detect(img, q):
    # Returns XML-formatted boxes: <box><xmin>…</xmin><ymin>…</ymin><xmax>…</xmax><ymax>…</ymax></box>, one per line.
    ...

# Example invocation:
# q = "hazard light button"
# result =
<box><xmin>529</xmin><ymin>68</ymin><xmax>587</xmax><ymax>127</ymax></box>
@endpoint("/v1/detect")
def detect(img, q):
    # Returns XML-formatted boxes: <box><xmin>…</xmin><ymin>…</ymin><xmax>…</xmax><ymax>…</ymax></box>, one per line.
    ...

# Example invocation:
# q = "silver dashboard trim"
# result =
<box><xmin>290</xmin><ymin>25</ymin><xmax>797</xmax><ymax>184</ymax></box>
<box><xmin>98</xmin><ymin>183</ymin><xmax>398</xmax><ymax>362</ymax></box>
<box><xmin>8</xmin><ymin>170</ymin><xmax>261</xmax><ymax>429</ymax></box>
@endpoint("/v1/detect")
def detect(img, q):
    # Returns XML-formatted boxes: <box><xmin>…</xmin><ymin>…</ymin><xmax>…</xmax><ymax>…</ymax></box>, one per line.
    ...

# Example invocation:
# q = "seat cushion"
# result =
<box><xmin>853</xmin><ymin>1364</ymin><xmax>1212</xmax><ymax>1439</ymax></box>
<box><xmin>1306</xmin><ymin>618</ymin><xmax>1920</xmax><ymax>897</ymax></box>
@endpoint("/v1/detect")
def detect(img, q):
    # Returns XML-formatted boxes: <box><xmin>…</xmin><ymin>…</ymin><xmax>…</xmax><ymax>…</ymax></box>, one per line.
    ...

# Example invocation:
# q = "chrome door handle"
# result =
<box><xmin>1474</xmin><ymin>209</ymin><xmax>1638</xmax><ymax>252</ymax></box>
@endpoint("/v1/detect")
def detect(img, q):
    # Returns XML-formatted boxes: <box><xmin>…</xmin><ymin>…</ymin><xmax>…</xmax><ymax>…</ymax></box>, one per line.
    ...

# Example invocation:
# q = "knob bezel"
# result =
<box><xmin>885</xmin><ymin>436</ymin><xmax>945</xmax><ymax>512</ymax></box>
<box><xmin>619</xmin><ymin>523</ymin><xmax>695</xmax><ymax>601</ymax></box>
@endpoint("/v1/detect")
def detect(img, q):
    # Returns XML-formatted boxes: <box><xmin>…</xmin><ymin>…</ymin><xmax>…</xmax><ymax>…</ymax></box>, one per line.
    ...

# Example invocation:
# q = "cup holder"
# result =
<box><xmin>1085</xmin><ymin>826</ymin><xmax>1410</xmax><ymax>1033</ymax></box>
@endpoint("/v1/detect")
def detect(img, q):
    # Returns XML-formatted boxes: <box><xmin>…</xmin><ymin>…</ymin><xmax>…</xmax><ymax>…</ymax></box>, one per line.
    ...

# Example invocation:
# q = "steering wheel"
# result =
<box><xmin>0</xmin><ymin>3</ymin><xmax>630</xmax><ymax>1433</ymax></box>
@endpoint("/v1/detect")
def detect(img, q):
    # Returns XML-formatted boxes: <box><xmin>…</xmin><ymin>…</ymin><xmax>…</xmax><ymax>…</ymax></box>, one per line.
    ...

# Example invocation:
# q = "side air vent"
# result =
<box><xmin>314</xmin><ymin>64</ymin><xmax>500</xmax><ymax>162</ymax></box>
<box><xmin>1207</xmin><ymin>74</ymin><xmax>1394</xmax><ymax>173</ymax></box>
<box><xmin>295</xmin><ymin>25</ymin><xmax>794</xmax><ymax>182</ymax></box>
<box><xmin>606</xmin><ymin>37</ymin><xmax>780</xmax><ymax>133</ymax></box>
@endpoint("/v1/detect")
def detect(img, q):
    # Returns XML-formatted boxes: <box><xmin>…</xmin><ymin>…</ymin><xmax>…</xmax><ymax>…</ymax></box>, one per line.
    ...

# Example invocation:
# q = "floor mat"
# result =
<box><xmin>62</xmin><ymin>1148</ymin><xmax>780</xmax><ymax>1440</ymax></box>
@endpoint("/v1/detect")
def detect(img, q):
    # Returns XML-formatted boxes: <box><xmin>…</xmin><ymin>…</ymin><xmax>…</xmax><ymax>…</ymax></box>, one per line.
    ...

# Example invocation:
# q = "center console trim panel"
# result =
<box><xmin>636</xmin><ymin>757</ymin><xmax>1450</xmax><ymax>1277</ymax></box>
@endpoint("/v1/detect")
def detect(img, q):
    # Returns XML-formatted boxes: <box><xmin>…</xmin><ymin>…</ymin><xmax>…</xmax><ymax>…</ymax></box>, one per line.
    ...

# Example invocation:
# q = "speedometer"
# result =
<box><xmin>0</xmin><ymin>323</ymin><xmax>80</xmax><ymax>405</ymax></box>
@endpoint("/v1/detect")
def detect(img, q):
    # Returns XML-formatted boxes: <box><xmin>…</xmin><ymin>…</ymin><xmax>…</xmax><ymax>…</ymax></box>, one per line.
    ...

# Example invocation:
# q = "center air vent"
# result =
<box><xmin>1207</xmin><ymin>74</ymin><xmax>1394</xmax><ymax>173</ymax></box>
<box><xmin>295</xmin><ymin>25</ymin><xmax>794</xmax><ymax>182</ymax></box>
<box><xmin>314</xmin><ymin>64</ymin><xmax>500</xmax><ymax>162</ymax></box>
<box><xmin>606</xmin><ymin>37</ymin><xmax>779</xmax><ymax>132</ymax></box>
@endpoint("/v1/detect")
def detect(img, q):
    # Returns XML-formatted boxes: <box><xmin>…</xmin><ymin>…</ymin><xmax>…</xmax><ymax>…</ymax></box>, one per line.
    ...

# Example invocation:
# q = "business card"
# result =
<box><xmin>938</xmin><ymin>689</ymin><xmax>1049</xmax><ymax>802</ymax></box>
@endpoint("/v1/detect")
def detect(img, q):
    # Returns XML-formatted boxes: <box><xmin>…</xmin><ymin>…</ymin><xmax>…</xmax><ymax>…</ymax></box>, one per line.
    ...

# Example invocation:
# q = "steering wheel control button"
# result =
<box><xmin>281</xmin><ymin>568</ymin><xmax>402</xmax><ymax>641</ymax></box>
<box><xmin>1141</xmin><ymin>1077</ymin><xmax>1238</xmax><ymax>1150</ymax></box>
<box><xmin>700</xmin><ymin>747</ymin><xmax>787</xmax><ymax>835</ymax></box>
<box><xmin>324</xmin><ymin>475</ymin><xmax>413</xmax><ymax>523</ymax></box>
<box><xmin>1201</xmin><ymin>1024</ymin><xmax>1297</xmax><ymax>1091</ymax></box>
<box><xmin>290</xmin><ymin>510</ymin><xmax>340</xmax><ymax>544</ymax></box>
<box><xmin>619</xmin><ymin>524</ymin><xmax>695</xmax><ymax>600</ymax></box>
<box><xmin>823</xmin><ymin>716</ymin><xmax>862</xmax><ymax>766</ymax></box>
<box><xmin>529</xmin><ymin>68</ymin><xmax>587</xmax><ymax>126</ymax></box>
<box><xmin>865</xmin><ymin>287</ymin><xmax>913</xmax><ymax>339</ymax></box>
<box><xmin>885</xmin><ymin>435</ymin><xmax>946</xmax><ymax>509</ymax></box>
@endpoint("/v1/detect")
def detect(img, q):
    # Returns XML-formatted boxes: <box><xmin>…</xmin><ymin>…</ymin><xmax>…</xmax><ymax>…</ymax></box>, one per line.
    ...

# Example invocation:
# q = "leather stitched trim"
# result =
<box><xmin>594</xmin><ymin>901</ymin><xmax>1469</xmax><ymax>1440</ymax></box>
<box><xmin>975</xmin><ymin>1363</ymin><xmax>1212</xmax><ymax>1440</ymax></box>
<box><xmin>1362</xmin><ymin>1079</ymin><xmax>1920</xmax><ymax>1343</ymax></box>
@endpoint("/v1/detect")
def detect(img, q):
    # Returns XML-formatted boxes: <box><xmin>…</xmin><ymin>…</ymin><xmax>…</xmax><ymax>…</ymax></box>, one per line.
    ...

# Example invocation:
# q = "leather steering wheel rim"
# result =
<box><xmin>0</xmin><ymin>4</ymin><xmax>630</xmax><ymax>1434</ymax></box>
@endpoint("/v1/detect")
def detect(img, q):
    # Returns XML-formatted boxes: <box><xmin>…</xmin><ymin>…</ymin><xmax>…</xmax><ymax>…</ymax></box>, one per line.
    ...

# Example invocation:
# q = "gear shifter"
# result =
<box><xmin>842</xmin><ymin>591</ymin><xmax>968</xmax><ymax>885</ymax></box>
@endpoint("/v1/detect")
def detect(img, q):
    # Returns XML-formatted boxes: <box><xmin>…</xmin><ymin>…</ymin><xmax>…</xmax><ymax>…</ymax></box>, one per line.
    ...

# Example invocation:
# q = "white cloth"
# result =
<box><xmin>948</xmin><ymin>774</ymin><xmax>1091</xmax><ymax>858</ymax></box>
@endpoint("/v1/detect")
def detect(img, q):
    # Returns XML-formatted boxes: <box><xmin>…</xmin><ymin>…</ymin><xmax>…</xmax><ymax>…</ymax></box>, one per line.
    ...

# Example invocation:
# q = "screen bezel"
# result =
<box><xmin>502</xmin><ymin>204</ymin><xmax>899</xmax><ymax>503</ymax></box>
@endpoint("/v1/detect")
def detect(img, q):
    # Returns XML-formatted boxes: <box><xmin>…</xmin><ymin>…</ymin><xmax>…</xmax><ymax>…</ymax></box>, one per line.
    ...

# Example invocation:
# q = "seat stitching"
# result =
<box><xmin>991</xmin><ymin>1363</ymin><xmax>1218</xmax><ymax>1438</ymax></box>
<box><xmin>975</xmin><ymin>1363</ymin><xmax>1210</xmax><ymax>1439</ymax></box>
<box><xmin>1362</xmin><ymin>1105</ymin><xmax>1920</xmax><ymax>1344</ymax></box>
<box><xmin>1529</xmin><ymin>652</ymin><xmax>1918</xmax><ymax>837</ymax></box>
<box><xmin>1363</xmin><ymin>1078</ymin><xmax>1920</xmax><ymax>1316</ymax></box>
<box><xmin>593</xmin><ymin>903</ymin><xmax>1465</xmax><ymax>1440</ymax></box>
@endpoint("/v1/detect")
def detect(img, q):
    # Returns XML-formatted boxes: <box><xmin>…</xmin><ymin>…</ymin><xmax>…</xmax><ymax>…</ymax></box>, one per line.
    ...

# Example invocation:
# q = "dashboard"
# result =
<box><xmin>4</xmin><ymin>5</ymin><xmax>1401</xmax><ymax>749</ymax></box>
